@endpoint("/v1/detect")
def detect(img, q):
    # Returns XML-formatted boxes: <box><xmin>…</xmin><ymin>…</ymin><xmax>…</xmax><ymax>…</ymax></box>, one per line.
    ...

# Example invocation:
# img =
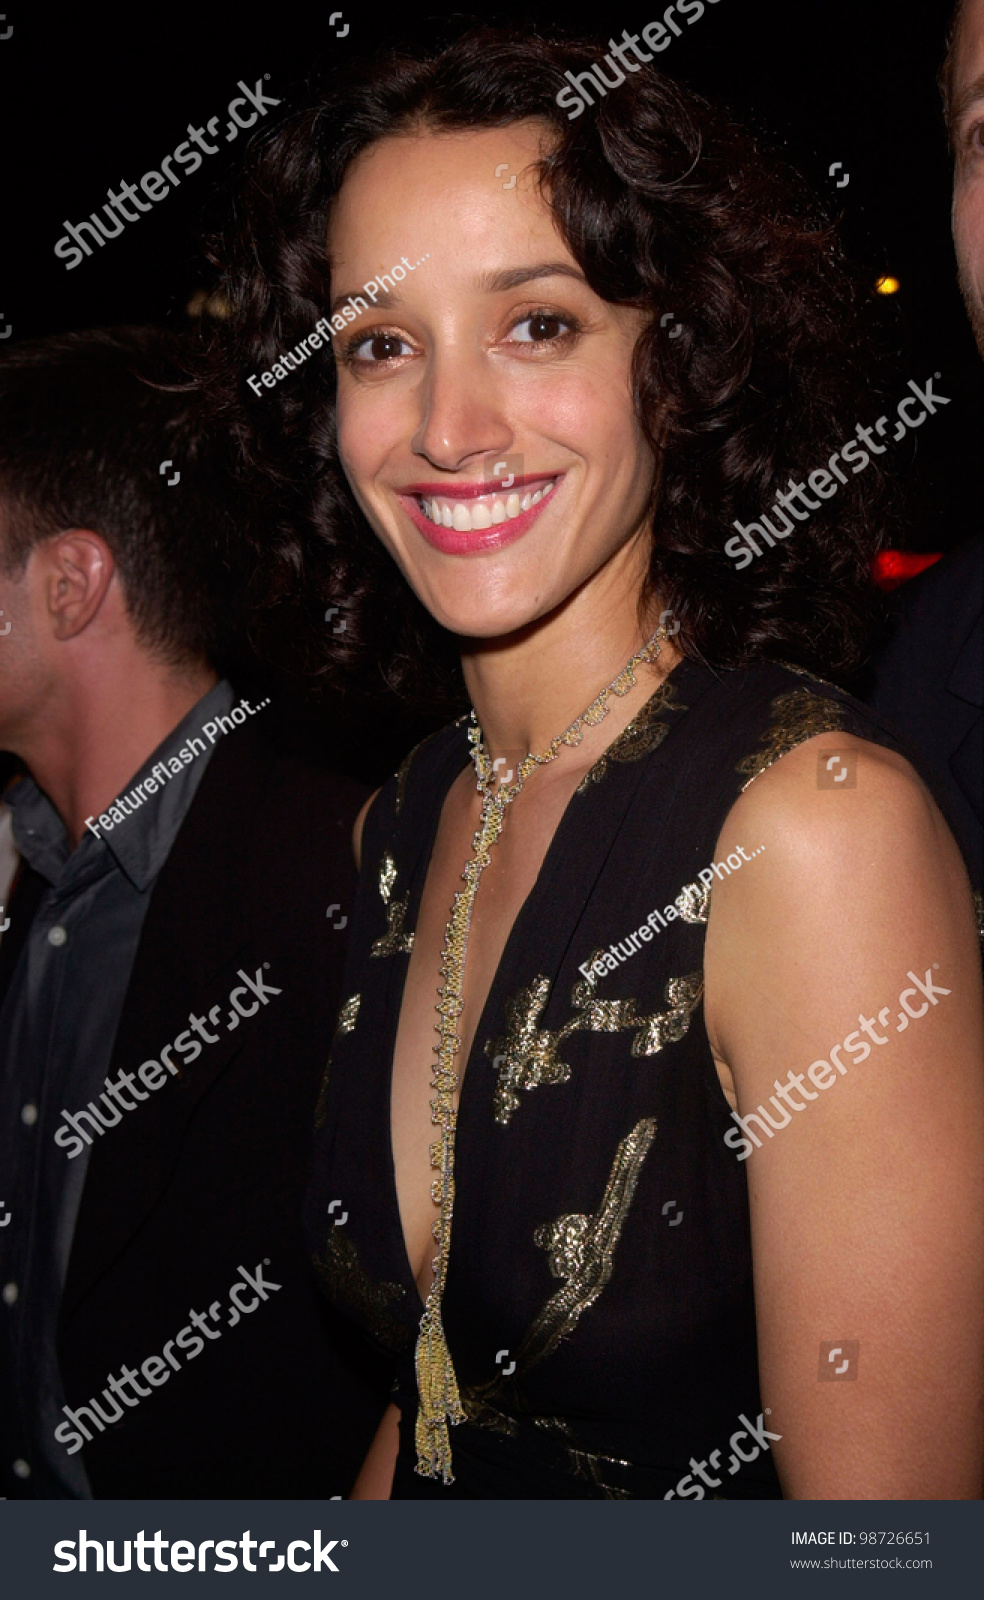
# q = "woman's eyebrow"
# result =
<box><xmin>327</xmin><ymin>261</ymin><xmax>588</xmax><ymax>318</ymax></box>
<box><xmin>478</xmin><ymin>262</ymin><xmax>588</xmax><ymax>293</ymax></box>
<box><xmin>328</xmin><ymin>288</ymin><xmax>399</xmax><ymax>317</ymax></box>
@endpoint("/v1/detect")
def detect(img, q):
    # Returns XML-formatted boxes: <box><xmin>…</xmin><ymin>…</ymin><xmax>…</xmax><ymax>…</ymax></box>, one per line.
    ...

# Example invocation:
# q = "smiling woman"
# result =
<box><xmin>206</xmin><ymin>25</ymin><xmax>984</xmax><ymax>1503</ymax></box>
<box><xmin>203</xmin><ymin>26</ymin><xmax>892</xmax><ymax>695</ymax></box>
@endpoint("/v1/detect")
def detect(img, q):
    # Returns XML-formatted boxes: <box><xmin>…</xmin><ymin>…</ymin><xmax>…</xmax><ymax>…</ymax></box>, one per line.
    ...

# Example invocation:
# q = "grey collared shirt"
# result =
<box><xmin>0</xmin><ymin>679</ymin><xmax>234</xmax><ymax>1498</ymax></box>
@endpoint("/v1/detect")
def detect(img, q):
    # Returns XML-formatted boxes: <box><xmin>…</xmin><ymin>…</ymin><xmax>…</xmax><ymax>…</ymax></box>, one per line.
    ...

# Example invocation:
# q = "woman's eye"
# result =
<box><xmin>509</xmin><ymin>311</ymin><xmax>575</xmax><ymax>345</ymax></box>
<box><xmin>348</xmin><ymin>331</ymin><xmax>413</xmax><ymax>363</ymax></box>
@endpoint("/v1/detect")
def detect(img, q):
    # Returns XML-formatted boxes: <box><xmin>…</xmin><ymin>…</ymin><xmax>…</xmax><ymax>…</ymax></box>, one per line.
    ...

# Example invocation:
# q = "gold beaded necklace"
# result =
<box><xmin>414</xmin><ymin>622</ymin><xmax>669</xmax><ymax>1482</ymax></box>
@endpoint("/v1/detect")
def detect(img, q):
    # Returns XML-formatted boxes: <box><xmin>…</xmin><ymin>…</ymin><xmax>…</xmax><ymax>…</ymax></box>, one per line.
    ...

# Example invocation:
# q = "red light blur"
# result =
<box><xmin>872</xmin><ymin>550</ymin><xmax>943</xmax><ymax>592</ymax></box>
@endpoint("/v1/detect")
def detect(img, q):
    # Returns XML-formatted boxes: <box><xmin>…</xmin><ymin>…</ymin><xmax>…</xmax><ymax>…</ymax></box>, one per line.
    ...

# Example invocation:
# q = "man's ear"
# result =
<box><xmin>39</xmin><ymin>531</ymin><xmax>117</xmax><ymax>641</ymax></box>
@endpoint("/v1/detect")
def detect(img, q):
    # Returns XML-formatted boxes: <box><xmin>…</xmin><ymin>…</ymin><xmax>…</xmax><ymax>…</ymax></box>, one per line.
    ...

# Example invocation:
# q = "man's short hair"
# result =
<box><xmin>0</xmin><ymin>325</ymin><xmax>246</xmax><ymax>671</ymax></box>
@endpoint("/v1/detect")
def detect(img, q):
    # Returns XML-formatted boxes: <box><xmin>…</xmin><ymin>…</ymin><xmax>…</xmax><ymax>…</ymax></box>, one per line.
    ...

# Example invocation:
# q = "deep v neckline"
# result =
<box><xmin>381</xmin><ymin>657</ymin><xmax>698</xmax><ymax>1314</ymax></box>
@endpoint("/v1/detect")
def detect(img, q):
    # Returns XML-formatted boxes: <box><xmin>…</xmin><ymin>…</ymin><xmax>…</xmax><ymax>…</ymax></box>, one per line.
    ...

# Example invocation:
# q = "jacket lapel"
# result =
<box><xmin>61</xmin><ymin>726</ymin><xmax>271</xmax><ymax>1313</ymax></box>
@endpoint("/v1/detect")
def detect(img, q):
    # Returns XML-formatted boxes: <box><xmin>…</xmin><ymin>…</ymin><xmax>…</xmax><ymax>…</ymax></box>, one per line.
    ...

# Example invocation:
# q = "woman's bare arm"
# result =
<box><xmin>349</xmin><ymin>1402</ymin><xmax>401</xmax><ymax>1500</ymax></box>
<box><xmin>705</xmin><ymin>732</ymin><xmax>984</xmax><ymax>1499</ymax></box>
<box><xmin>353</xmin><ymin>789</ymin><xmax>380</xmax><ymax>872</ymax></box>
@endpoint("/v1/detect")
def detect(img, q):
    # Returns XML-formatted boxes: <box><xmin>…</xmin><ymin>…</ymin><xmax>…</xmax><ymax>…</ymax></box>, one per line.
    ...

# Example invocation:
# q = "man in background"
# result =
<box><xmin>866</xmin><ymin>0</ymin><xmax>983</xmax><ymax>890</ymax></box>
<box><xmin>0</xmin><ymin>326</ymin><xmax>387</xmax><ymax>1497</ymax></box>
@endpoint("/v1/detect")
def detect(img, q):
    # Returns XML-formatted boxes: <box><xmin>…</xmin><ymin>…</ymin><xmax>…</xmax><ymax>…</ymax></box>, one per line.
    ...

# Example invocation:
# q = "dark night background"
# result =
<box><xmin>0</xmin><ymin>0</ymin><xmax>977</xmax><ymax>777</ymax></box>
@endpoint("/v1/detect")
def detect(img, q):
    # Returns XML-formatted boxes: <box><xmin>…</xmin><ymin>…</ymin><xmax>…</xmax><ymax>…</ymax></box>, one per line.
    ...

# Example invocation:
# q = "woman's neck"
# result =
<box><xmin>461</xmin><ymin>583</ymin><xmax>682</xmax><ymax>771</ymax></box>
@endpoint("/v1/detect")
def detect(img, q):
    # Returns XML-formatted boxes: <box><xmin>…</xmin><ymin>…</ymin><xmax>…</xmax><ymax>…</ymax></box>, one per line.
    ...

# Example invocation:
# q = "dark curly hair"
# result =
<box><xmin>200</xmin><ymin>22</ymin><xmax>892</xmax><ymax>708</ymax></box>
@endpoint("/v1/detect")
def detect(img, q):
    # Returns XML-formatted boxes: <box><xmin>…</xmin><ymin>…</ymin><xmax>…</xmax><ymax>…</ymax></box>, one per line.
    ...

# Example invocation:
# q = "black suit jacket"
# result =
<box><xmin>1</xmin><ymin>712</ymin><xmax>388</xmax><ymax>1498</ymax></box>
<box><xmin>866</xmin><ymin>535</ymin><xmax>983</xmax><ymax>889</ymax></box>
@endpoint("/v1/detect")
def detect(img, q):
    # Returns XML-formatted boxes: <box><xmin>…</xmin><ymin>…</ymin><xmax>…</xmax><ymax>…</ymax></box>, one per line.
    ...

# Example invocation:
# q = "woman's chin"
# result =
<box><xmin>424</xmin><ymin>596</ymin><xmax>552</xmax><ymax>643</ymax></box>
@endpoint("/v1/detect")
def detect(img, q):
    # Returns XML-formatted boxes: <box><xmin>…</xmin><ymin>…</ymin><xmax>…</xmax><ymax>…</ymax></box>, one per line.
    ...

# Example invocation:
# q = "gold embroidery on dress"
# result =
<box><xmin>522</xmin><ymin>1117</ymin><xmax>657</xmax><ymax>1367</ymax></box>
<box><xmin>675</xmin><ymin>878</ymin><xmax>711</xmax><ymax>923</ymax></box>
<box><xmin>626</xmin><ymin>973</ymin><xmax>703</xmax><ymax>1054</ymax></box>
<box><xmin>736</xmin><ymin>687</ymin><xmax>846</xmax><ymax>789</ymax></box>
<box><xmin>312</xmin><ymin>1228</ymin><xmax>410</xmax><ymax>1351</ymax></box>
<box><xmin>576</xmin><ymin>680</ymin><xmax>687</xmax><ymax>793</ymax></box>
<box><xmin>313</xmin><ymin>992</ymin><xmax>362</xmax><ymax>1128</ymax></box>
<box><xmin>394</xmin><ymin>749</ymin><xmax>414</xmax><ymax>817</ymax></box>
<box><xmin>486</xmin><ymin>970</ymin><xmax>703</xmax><ymax>1125</ymax></box>
<box><xmin>370</xmin><ymin>850</ymin><xmax>414</xmax><ymax>957</ymax></box>
<box><xmin>534</xmin><ymin>1417</ymin><xmax>633</xmax><ymax>1499</ymax></box>
<box><xmin>459</xmin><ymin>1120</ymin><xmax>656</xmax><ymax>1446</ymax></box>
<box><xmin>456</xmin><ymin>1402</ymin><xmax>633</xmax><ymax>1496</ymax></box>
<box><xmin>459</xmin><ymin>1390</ymin><xmax>519</xmax><ymax>1437</ymax></box>
<box><xmin>775</xmin><ymin>660</ymin><xmax>841</xmax><ymax>693</ymax></box>
<box><xmin>379</xmin><ymin>852</ymin><xmax>398</xmax><ymax>902</ymax></box>
<box><xmin>485</xmin><ymin>977</ymin><xmax>575</xmax><ymax>1125</ymax></box>
<box><xmin>336</xmin><ymin>993</ymin><xmax>361</xmax><ymax>1034</ymax></box>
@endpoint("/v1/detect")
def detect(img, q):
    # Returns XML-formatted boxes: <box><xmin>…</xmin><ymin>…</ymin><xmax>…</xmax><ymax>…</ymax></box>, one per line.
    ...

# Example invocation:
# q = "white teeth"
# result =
<box><xmin>417</xmin><ymin>479</ymin><xmax>556</xmax><ymax>532</ymax></box>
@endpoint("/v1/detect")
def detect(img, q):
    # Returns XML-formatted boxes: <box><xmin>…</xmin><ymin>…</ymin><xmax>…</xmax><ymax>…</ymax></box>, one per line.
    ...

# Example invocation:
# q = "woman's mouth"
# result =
<box><xmin>397</xmin><ymin>474</ymin><xmax>562</xmax><ymax>554</ymax></box>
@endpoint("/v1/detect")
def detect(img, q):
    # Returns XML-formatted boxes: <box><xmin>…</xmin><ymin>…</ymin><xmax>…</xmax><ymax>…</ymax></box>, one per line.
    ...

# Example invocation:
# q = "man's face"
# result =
<box><xmin>951</xmin><ymin>0</ymin><xmax>984</xmax><ymax>355</ymax></box>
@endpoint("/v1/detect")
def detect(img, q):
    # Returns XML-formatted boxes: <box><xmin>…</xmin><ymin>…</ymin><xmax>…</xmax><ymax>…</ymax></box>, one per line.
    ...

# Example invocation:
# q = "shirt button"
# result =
<box><xmin>2</xmin><ymin>1283</ymin><xmax>18</xmax><ymax>1306</ymax></box>
<box><xmin>20</xmin><ymin>1104</ymin><xmax>38</xmax><ymax>1127</ymax></box>
<box><xmin>47</xmin><ymin>925</ymin><xmax>67</xmax><ymax>947</ymax></box>
<box><xmin>11</xmin><ymin>1459</ymin><xmax>30</xmax><ymax>1479</ymax></box>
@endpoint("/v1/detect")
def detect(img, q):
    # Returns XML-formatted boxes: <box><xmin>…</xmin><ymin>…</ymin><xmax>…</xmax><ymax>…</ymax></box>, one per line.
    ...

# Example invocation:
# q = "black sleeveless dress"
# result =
<box><xmin>304</xmin><ymin>656</ymin><xmax>966</xmax><ymax>1499</ymax></box>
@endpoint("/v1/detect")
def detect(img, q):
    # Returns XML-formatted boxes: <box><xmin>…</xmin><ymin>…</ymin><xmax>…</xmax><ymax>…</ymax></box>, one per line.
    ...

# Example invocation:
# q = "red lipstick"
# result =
<box><xmin>396</xmin><ymin>475</ymin><xmax>562</xmax><ymax>556</ymax></box>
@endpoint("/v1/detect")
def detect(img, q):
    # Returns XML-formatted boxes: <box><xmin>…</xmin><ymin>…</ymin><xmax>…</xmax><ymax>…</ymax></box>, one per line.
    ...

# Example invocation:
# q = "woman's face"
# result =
<box><xmin>327</xmin><ymin>120</ymin><xmax>657</xmax><ymax>640</ymax></box>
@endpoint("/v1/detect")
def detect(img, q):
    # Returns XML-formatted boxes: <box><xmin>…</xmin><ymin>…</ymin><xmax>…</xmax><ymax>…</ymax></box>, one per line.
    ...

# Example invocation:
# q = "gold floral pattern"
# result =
<box><xmin>336</xmin><ymin>992</ymin><xmax>361</xmax><ymax>1034</ymax></box>
<box><xmin>370</xmin><ymin>850</ymin><xmax>414</xmax><ymax>958</ymax></box>
<box><xmin>312</xmin><ymin>1228</ymin><xmax>410</xmax><ymax>1352</ymax></box>
<box><xmin>522</xmin><ymin>1117</ymin><xmax>657</xmax><ymax>1367</ymax></box>
<box><xmin>576</xmin><ymin>680</ymin><xmax>687</xmax><ymax>793</ymax></box>
<box><xmin>736</xmin><ymin>687</ymin><xmax>846</xmax><ymax>789</ymax></box>
<box><xmin>458</xmin><ymin>1120</ymin><xmax>657</xmax><ymax>1462</ymax></box>
<box><xmin>484</xmin><ymin>977</ymin><xmax>575</xmax><ymax>1124</ymax></box>
<box><xmin>485</xmin><ymin>970</ymin><xmax>703</xmax><ymax>1125</ymax></box>
<box><xmin>379</xmin><ymin>852</ymin><xmax>398</xmax><ymax>902</ymax></box>
<box><xmin>674</xmin><ymin>878</ymin><xmax>711</xmax><ymax>923</ymax></box>
<box><xmin>313</xmin><ymin>993</ymin><xmax>361</xmax><ymax>1129</ymax></box>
